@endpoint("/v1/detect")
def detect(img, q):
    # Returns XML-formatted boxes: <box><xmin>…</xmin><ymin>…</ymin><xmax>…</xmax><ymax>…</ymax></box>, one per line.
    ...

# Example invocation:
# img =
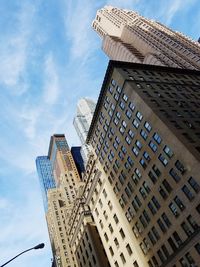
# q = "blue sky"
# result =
<box><xmin>0</xmin><ymin>0</ymin><xmax>200</xmax><ymax>266</ymax></box>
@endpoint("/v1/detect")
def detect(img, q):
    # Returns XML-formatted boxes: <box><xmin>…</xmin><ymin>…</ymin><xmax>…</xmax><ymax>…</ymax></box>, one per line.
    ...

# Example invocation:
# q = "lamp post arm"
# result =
<box><xmin>0</xmin><ymin>247</ymin><xmax>33</xmax><ymax>267</ymax></box>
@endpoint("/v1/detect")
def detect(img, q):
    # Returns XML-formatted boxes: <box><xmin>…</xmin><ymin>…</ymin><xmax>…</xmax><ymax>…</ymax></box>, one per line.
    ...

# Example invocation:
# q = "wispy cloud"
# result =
<box><xmin>63</xmin><ymin>0</ymin><xmax>99</xmax><ymax>62</ymax></box>
<box><xmin>43</xmin><ymin>54</ymin><xmax>60</xmax><ymax>105</ymax></box>
<box><xmin>0</xmin><ymin>2</ymin><xmax>37</xmax><ymax>95</ymax></box>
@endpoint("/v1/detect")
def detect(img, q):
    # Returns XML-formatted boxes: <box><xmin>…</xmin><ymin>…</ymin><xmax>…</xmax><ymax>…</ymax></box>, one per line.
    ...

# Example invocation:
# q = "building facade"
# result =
<box><xmin>36</xmin><ymin>156</ymin><xmax>56</xmax><ymax>212</ymax></box>
<box><xmin>86</xmin><ymin>61</ymin><xmax>200</xmax><ymax>267</ymax></box>
<box><xmin>37</xmin><ymin>134</ymin><xmax>110</xmax><ymax>267</ymax></box>
<box><xmin>92</xmin><ymin>6</ymin><xmax>200</xmax><ymax>70</ymax></box>
<box><xmin>73</xmin><ymin>98</ymin><xmax>96</xmax><ymax>164</ymax></box>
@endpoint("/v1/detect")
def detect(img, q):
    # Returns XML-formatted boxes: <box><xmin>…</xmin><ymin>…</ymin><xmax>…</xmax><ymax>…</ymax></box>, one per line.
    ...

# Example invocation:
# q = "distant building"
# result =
<box><xmin>37</xmin><ymin>134</ymin><xmax>109</xmax><ymax>267</ymax></box>
<box><xmin>36</xmin><ymin>156</ymin><xmax>56</xmax><ymax>212</ymax></box>
<box><xmin>86</xmin><ymin>60</ymin><xmax>200</xmax><ymax>267</ymax></box>
<box><xmin>71</xmin><ymin>146</ymin><xmax>85</xmax><ymax>178</ymax></box>
<box><xmin>92</xmin><ymin>6</ymin><xmax>200</xmax><ymax>70</ymax></box>
<box><xmin>73</xmin><ymin>98</ymin><xmax>96</xmax><ymax>164</ymax></box>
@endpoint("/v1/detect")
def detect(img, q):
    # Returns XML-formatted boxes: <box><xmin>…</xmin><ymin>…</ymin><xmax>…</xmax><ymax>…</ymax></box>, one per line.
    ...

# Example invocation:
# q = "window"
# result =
<box><xmin>175</xmin><ymin>160</ymin><xmax>186</xmax><ymax>174</ymax></box>
<box><xmin>120</xmin><ymin>101</ymin><xmax>125</xmax><ymax>110</ymax></box>
<box><xmin>113</xmin><ymin>214</ymin><xmax>119</xmax><ymax>224</ymax></box>
<box><xmin>133</xmin><ymin>119</ymin><xmax>140</xmax><ymax>129</ymax></box>
<box><xmin>111</xmin><ymin>79</ymin><xmax>116</xmax><ymax>86</ymax></box>
<box><xmin>159</xmin><ymin>186</ymin><xmax>168</xmax><ymax>199</ymax></box>
<box><xmin>108</xmin><ymin>224</ymin><xmax>113</xmax><ymax>233</ymax></box>
<box><xmin>126</xmin><ymin>244</ymin><xmax>133</xmax><ymax>255</ymax></box>
<box><xmin>119</xmin><ymin>228</ymin><xmax>125</xmax><ymax>239</ymax></box>
<box><xmin>174</xmin><ymin>196</ymin><xmax>185</xmax><ymax>211</ymax></box>
<box><xmin>136</xmin><ymin>140</ymin><xmax>142</xmax><ymax>149</ymax></box>
<box><xmin>122</xmin><ymin>120</ymin><xmax>127</xmax><ymax>128</ymax></box>
<box><xmin>103</xmin><ymin>210</ymin><xmax>108</xmax><ymax>220</ymax></box>
<box><xmin>182</xmin><ymin>185</ymin><xmax>194</xmax><ymax>200</ymax></box>
<box><xmin>143</xmin><ymin>210</ymin><xmax>151</xmax><ymax>223</ymax></box>
<box><xmin>123</xmin><ymin>93</ymin><xmax>128</xmax><ymax>102</ymax></box>
<box><xmin>159</xmin><ymin>154</ymin><xmax>168</xmax><ymax>166</ymax></box>
<box><xmin>169</xmin><ymin>168</ymin><xmax>181</xmax><ymax>182</ymax></box>
<box><xmin>187</xmin><ymin>215</ymin><xmax>199</xmax><ymax>230</ymax></box>
<box><xmin>162</xmin><ymin>179</ymin><xmax>172</xmax><ymax>193</ymax></box>
<box><xmin>143</xmin><ymin>181</ymin><xmax>151</xmax><ymax>193</ymax></box>
<box><xmin>108</xmin><ymin>200</ymin><xmax>113</xmax><ymax>210</ymax></box>
<box><xmin>125</xmin><ymin>136</ymin><xmax>131</xmax><ymax>145</ymax></box>
<box><xmin>136</xmin><ymin>111</ymin><xmax>143</xmax><ymax>121</ymax></box>
<box><xmin>140</xmin><ymin>129</ymin><xmax>148</xmax><ymax>140</ymax></box>
<box><xmin>149</xmin><ymin>141</ymin><xmax>157</xmax><ymax>152</ymax></box>
<box><xmin>128</xmin><ymin>129</ymin><xmax>134</xmax><ymax>138</ymax></box>
<box><xmin>117</xmin><ymin>85</ymin><xmax>122</xmax><ymax>93</ymax></box>
<box><xmin>129</xmin><ymin>101</ymin><xmax>135</xmax><ymax>111</ymax></box>
<box><xmin>153</xmin><ymin>133</ymin><xmax>162</xmax><ymax>144</ymax></box>
<box><xmin>148</xmin><ymin>171</ymin><xmax>157</xmax><ymax>184</ymax></box>
<box><xmin>152</xmin><ymin>196</ymin><xmax>160</xmax><ymax>210</ymax></box>
<box><xmin>169</xmin><ymin>202</ymin><xmax>179</xmax><ymax>217</ymax></box>
<box><xmin>114</xmin><ymin>261</ymin><xmax>119</xmax><ymax>267</ymax></box>
<box><xmin>157</xmin><ymin>249</ymin><xmax>166</xmax><ymax>263</ymax></box>
<box><xmin>148</xmin><ymin>231</ymin><xmax>156</xmax><ymax>245</ymax></box>
<box><xmin>135</xmin><ymin>195</ymin><xmax>142</xmax><ymax>207</ymax></box>
<box><xmin>168</xmin><ymin>237</ymin><xmax>177</xmax><ymax>252</ymax></box>
<box><xmin>188</xmin><ymin>176</ymin><xmax>200</xmax><ymax>193</ymax></box>
<box><xmin>140</xmin><ymin>158</ymin><xmax>147</xmax><ymax>169</ymax></box>
<box><xmin>181</xmin><ymin>222</ymin><xmax>193</xmax><ymax>237</ymax></box>
<box><xmin>152</xmin><ymin>226</ymin><xmax>160</xmax><ymax>240</ymax></box>
<box><xmin>132</xmin><ymin>147</ymin><xmax>139</xmax><ymax>156</ymax></box>
<box><xmin>157</xmin><ymin>218</ymin><xmax>167</xmax><ymax>233</ymax></box>
<box><xmin>133</xmin><ymin>261</ymin><xmax>139</xmax><ymax>267</ymax></box>
<box><xmin>144</xmin><ymin>121</ymin><xmax>152</xmax><ymax>132</ymax></box>
<box><xmin>125</xmin><ymin>109</ymin><xmax>132</xmax><ymax>119</ymax></box>
<box><xmin>161</xmin><ymin>213</ymin><xmax>171</xmax><ymax>228</ymax></box>
<box><xmin>104</xmin><ymin>232</ymin><xmax>108</xmax><ymax>242</ymax></box>
<box><xmin>120</xmin><ymin>253</ymin><xmax>126</xmax><ymax>264</ymax></box>
<box><xmin>103</xmin><ymin>189</ymin><xmax>107</xmax><ymax>198</ymax></box>
<box><xmin>153</xmin><ymin>165</ymin><xmax>161</xmax><ymax>178</ymax></box>
<box><xmin>163</xmin><ymin>145</ymin><xmax>174</xmax><ymax>158</ymax></box>
<box><xmin>127</xmin><ymin>156</ymin><xmax>134</xmax><ymax>166</ymax></box>
<box><xmin>143</xmin><ymin>151</ymin><xmax>151</xmax><ymax>162</ymax></box>
<box><xmin>173</xmin><ymin>231</ymin><xmax>182</xmax><ymax>246</ymax></box>
<box><xmin>139</xmin><ymin>187</ymin><xmax>147</xmax><ymax>199</ymax></box>
<box><xmin>114</xmin><ymin>238</ymin><xmax>119</xmax><ymax>248</ymax></box>
<box><xmin>148</xmin><ymin>202</ymin><xmax>157</xmax><ymax>215</ymax></box>
<box><xmin>109</xmin><ymin>246</ymin><xmax>114</xmax><ymax>256</ymax></box>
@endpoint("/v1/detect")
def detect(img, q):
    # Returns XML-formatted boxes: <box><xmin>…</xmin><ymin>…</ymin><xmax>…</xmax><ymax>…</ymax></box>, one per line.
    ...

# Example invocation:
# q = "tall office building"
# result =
<box><xmin>36</xmin><ymin>156</ymin><xmax>56</xmax><ymax>212</ymax></box>
<box><xmin>37</xmin><ymin>134</ymin><xmax>110</xmax><ymax>267</ymax></box>
<box><xmin>92</xmin><ymin>6</ymin><xmax>200</xmax><ymax>70</ymax></box>
<box><xmin>73</xmin><ymin>98</ymin><xmax>96</xmax><ymax>164</ymax></box>
<box><xmin>86</xmin><ymin>60</ymin><xmax>200</xmax><ymax>267</ymax></box>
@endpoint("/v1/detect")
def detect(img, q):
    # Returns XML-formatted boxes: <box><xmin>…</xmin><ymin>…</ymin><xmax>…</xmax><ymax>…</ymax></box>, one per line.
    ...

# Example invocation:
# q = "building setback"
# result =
<box><xmin>92</xmin><ymin>6</ymin><xmax>200</xmax><ymax>70</ymax></box>
<box><xmin>73</xmin><ymin>98</ymin><xmax>96</xmax><ymax>165</ymax></box>
<box><xmin>86</xmin><ymin>60</ymin><xmax>200</xmax><ymax>267</ymax></box>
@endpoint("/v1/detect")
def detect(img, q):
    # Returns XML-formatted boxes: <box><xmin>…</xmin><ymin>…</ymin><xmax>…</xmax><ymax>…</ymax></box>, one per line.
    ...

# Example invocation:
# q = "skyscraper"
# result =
<box><xmin>73</xmin><ymin>98</ymin><xmax>96</xmax><ymax>164</ymax></box>
<box><xmin>92</xmin><ymin>6</ymin><xmax>200</xmax><ymax>70</ymax></box>
<box><xmin>86</xmin><ymin>60</ymin><xmax>200</xmax><ymax>267</ymax></box>
<box><xmin>36</xmin><ymin>156</ymin><xmax>56</xmax><ymax>212</ymax></box>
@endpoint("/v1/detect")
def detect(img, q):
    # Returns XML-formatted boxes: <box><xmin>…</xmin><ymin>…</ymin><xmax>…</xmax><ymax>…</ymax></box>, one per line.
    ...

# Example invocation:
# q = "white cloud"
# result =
<box><xmin>43</xmin><ymin>54</ymin><xmax>60</xmax><ymax>105</ymax></box>
<box><xmin>0</xmin><ymin>197</ymin><xmax>11</xmax><ymax>210</ymax></box>
<box><xmin>63</xmin><ymin>0</ymin><xmax>99</xmax><ymax>61</ymax></box>
<box><xmin>0</xmin><ymin>2</ymin><xmax>36</xmax><ymax>94</ymax></box>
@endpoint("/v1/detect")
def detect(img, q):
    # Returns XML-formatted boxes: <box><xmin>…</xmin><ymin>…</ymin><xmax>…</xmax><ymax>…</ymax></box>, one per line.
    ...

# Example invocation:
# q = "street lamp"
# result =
<box><xmin>0</xmin><ymin>243</ymin><xmax>45</xmax><ymax>267</ymax></box>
